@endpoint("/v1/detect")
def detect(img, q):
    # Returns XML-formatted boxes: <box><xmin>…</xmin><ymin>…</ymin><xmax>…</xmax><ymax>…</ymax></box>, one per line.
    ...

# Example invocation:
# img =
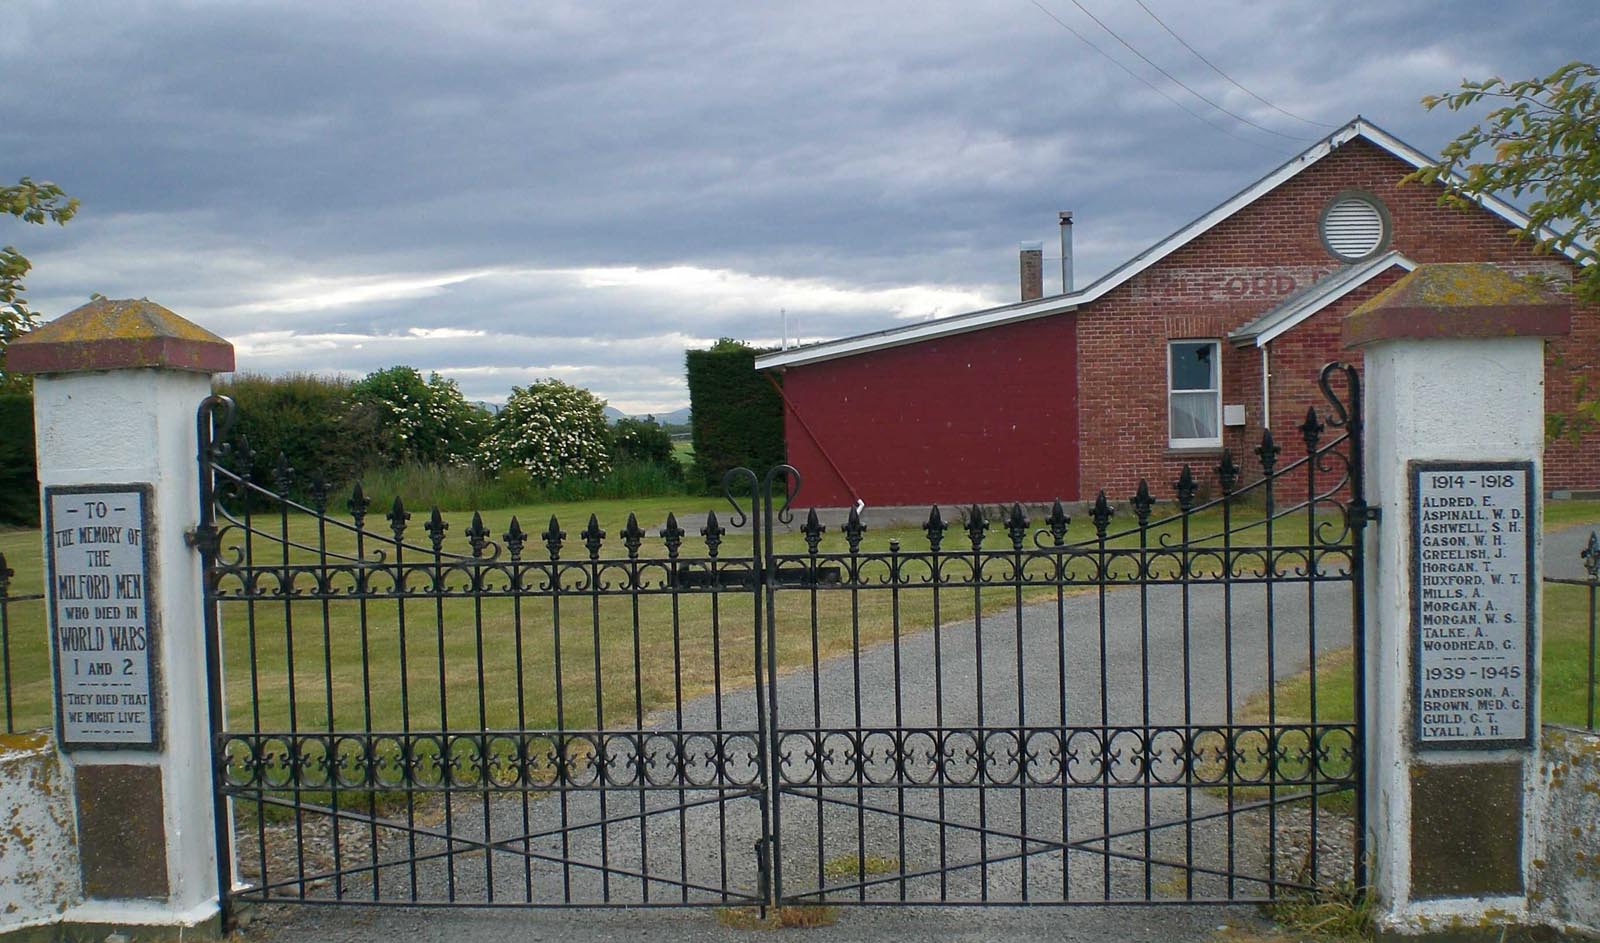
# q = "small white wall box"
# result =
<box><xmin>1223</xmin><ymin>404</ymin><xmax>1246</xmax><ymax>427</ymax></box>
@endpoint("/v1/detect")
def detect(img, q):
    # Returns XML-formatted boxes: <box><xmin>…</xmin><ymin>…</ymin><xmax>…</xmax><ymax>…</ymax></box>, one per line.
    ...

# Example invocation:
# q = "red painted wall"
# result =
<box><xmin>774</xmin><ymin>136</ymin><xmax>1599</xmax><ymax>508</ymax></box>
<box><xmin>776</xmin><ymin>313</ymin><xmax>1079</xmax><ymax>508</ymax></box>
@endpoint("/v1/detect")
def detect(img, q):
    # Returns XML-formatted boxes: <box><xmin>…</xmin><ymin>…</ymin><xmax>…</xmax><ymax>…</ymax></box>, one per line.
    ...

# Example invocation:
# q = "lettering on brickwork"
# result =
<box><xmin>1410</xmin><ymin>462</ymin><xmax>1535</xmax><ymax>750</ymax></box>
<box><xmin>1131</xmin><ymin>265</ymin><xmax>1334</xmax><ymax>302</ymax></box>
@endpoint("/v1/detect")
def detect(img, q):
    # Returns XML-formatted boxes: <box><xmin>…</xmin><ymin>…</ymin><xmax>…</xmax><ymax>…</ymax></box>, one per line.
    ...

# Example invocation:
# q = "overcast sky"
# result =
<box><xmin>4</xmin><ymin>1</ymin><xmax>1596</xmax><ymax>413</ymax></box>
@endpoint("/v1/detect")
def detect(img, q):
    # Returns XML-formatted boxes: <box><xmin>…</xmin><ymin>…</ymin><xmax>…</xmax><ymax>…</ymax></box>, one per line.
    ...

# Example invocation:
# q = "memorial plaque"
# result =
<box><xmin>44</xmin><ymin>485</ymin><xmax>159</xmax><ymax>749</ymax></box>
<box><xmin>1411</xmin><ymin>462</ymin><xmax>1535</xmax><ymax>750</ymax></box>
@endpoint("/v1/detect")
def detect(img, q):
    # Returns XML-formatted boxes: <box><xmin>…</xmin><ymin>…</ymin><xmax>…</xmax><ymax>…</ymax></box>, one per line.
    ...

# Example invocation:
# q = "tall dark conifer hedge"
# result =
<box><xmin>0</xmin><ymin>393</ymin><xmax>38</xmax><ymax>525</ymax></box>
<box><xmin>685</xmin><ymin>339</ymin><xmax>784</xmax><ymax>490</ymax></box>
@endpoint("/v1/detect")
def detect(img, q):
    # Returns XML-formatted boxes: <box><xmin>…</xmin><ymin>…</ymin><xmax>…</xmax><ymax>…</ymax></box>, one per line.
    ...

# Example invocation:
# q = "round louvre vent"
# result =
<box><xmin>1320</xmin><ymin>194</ymin><xmax>1389</xmax><ymax>261</ymax></box>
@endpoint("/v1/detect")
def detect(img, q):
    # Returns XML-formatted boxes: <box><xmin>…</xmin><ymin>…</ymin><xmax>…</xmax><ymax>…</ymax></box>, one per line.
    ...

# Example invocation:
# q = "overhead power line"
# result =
<box><xmin>1027</xmin><ymin>0</ymin><xmax>1293</xmax><ymax>156</ymax></box>
<box><xmin>1131</xmin><ymin>0</ymin><xmax>1337</xmax><ymax>129</ymax></box>
<box><xmin>1058</xmin><ymin>0</ymin><xmax>1315</xmax><ymax>142</ymax></box>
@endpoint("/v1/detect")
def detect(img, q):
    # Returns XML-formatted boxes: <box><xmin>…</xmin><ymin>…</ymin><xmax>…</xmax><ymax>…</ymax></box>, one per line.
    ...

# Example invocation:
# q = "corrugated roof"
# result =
<box><xmin>757</xmin><ymin>117</ymin><xmax>1592</xmax><ymax>371</ymax></box>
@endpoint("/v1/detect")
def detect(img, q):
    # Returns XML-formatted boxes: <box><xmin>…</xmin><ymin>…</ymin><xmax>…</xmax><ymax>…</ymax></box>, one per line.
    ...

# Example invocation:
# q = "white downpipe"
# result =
<box><xmin>1260</xmin><ymin>344</ymin><xmax>1271</xmax><ymax>430</ymax></box>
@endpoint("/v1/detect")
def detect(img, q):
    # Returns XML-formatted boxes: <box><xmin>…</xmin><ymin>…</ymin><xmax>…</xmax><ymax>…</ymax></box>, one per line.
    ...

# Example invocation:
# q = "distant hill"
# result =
<box><xmin>603</xmin><ymin>405</ymin><xmax>691</xmax><ymax>425</ymax></box>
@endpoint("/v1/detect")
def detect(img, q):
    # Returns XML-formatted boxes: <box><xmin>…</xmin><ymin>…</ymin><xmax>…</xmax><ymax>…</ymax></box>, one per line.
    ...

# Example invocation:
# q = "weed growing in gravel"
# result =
<box><xmin>716</xmin><ymin>905</ymin><xmax>838</xmax><ymax>929</ymax></box>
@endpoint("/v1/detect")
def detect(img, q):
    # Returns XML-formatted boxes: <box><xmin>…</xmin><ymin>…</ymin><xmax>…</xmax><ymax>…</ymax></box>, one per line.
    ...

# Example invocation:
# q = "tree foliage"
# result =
<box><xmin>611</xmin><ymin>415</ymin><xmax>679</xmax><ymax>469</ymax></box>
<box><xmin>1408</xmin><ymin>62</ymin><xmax>1600</xmax><ymax>442</ymax></box>
<box><xmin>480</xmin><ymin>379</ymin><xmax>612</xmax><ymax>484</ymax></box>
<box><xmin>685</xmin><ymin>338</ymin><xmax>784</xmax><ymax>490</ymax></box>
<box><xmin>349</xmin><ymin>365</ymin><xmax>489</xmax><ymax>466</ymax></box>
<box><xmin>1407</xmin><ymin>61</ymin><xmax>1600</xmax><ymax>304</ymax></box>
<box><xmin>1</xmin><ymin>178</ymin><xmax>79</xmax><ymax>391</ymax></box>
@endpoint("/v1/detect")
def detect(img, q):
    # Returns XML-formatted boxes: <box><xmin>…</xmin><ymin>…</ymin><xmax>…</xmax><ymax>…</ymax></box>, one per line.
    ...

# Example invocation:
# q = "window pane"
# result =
<box><xmin>1171</xmin><ymin>391</ymin><xmax>1219</xmax><ymax>441</ymax></box>
<box><xmin>1170</xmin><ymin>342</ymin><xmax>1217</xmax><ymax>391</ymax></box>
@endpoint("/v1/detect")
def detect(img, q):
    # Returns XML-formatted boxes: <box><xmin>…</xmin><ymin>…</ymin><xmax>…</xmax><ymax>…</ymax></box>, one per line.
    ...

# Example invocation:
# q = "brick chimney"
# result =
<box><xmin>1020</xmin><ymin>241</ymin><xmax>1043</xmax><ymax>301</ymax></box>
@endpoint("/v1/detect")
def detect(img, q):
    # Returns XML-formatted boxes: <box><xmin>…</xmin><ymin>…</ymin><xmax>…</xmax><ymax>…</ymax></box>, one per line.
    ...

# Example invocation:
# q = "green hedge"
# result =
<box><xmin>0</xmin><ymin>393</ymin><xmax>37</xmax><ymax>526</ymax></box>
<box><xmin>685</xmin><ymin>340</ymin><xmax>784</xmax><ymax>490</ymax></box>
<box><xmin>212</xmin><ymin>373</ymin><xmax>386</xmax><ymax>500</ymax></box>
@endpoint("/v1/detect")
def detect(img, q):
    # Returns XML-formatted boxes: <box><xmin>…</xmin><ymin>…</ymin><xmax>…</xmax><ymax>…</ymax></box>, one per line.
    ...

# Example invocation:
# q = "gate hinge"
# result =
<box><xmin>1348</xmin><ymin>501</ymin><xmax>1380</xmax><ymax>526</ymax></box>
<box><xmin>186</xmin><ymin>523</ymin><xmax>220</xmax><ymax>556</ymax></box>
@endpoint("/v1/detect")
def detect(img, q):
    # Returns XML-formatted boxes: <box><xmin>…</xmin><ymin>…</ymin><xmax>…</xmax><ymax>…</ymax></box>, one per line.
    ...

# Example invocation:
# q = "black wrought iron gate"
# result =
<box><xmin>198</xmin><ymin>363</ymin><xmax>1368</xmax><ymax>913</ymax></box>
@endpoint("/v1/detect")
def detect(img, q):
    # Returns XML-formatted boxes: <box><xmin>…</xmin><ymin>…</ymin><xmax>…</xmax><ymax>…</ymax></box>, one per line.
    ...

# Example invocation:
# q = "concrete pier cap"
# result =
<box><xmin>6</xmin><ymin>298</ymin><xmax>234</xmax><ymax>375</ymax></box>
<box><xmin>1343</xmin><ymin>262</ymin><xmax>1570</xmax><ymax>349</ymax></box>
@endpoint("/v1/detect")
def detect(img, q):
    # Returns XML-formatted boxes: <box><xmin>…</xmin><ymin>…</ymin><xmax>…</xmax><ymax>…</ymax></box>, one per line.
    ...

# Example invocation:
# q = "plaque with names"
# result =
<box><xmin>1411</xmin><ymin>462</ymin><xmax>1535</xmax><ymax>750</ymax></box>
<box><xmin>45</xmin><ymin>485</ymin><xmax>159</xmax><ymax>750</ymax></box>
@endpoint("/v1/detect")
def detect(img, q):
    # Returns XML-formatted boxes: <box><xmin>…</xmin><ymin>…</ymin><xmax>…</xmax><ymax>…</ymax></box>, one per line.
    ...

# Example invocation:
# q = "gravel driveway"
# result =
<box><xmin>245</xmin><ymin>575</ymin><xmax>1355</xmax><ymax>943</ymax></box>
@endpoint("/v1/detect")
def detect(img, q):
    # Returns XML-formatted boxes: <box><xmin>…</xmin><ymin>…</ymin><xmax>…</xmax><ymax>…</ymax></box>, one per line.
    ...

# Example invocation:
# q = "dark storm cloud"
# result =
<box><xmin>4</xmin><ymin>0</ymin><xmax>1596</xmax><ymax>410</ymax></box>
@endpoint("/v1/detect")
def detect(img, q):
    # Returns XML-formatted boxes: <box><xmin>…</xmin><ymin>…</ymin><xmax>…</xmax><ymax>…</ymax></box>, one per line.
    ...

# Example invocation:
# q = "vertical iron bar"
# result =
<box><xmin>470</xmin><ymin>516</ymin><xmax>493</xmax><ymax>902</ymax></box>
<box><xmin>275</xmin><ymin>463</ymin><xmax>307</xmax><ymax>898</ymax></box>
<box><xmin>971</xmin><ymin>508</ymin><xmax>990</xmax><ymax>902</ymax></box>
<box><xmin>1344</xmin><ymin>367</ymin><xmax>1370</xmax><ymax>894</ymax></box>
<box><xmin>585</xmin><ymin>516</ymin><xmax>609</xmax><ymax>901</ymax></box>
<box><xmin>1219</xmin><ymin>459</ymin><xmax>1237</xmax><ymax>899</ymax></box>
<box><xmin>1179</xmin><ymin>493</ymin><xmax>1193</xmax><ymax>898</ymax></box>
<box><xmin>851</xmin><ymin>512</ymin><xmax>866</xmax><ymax>902</ymax></box>
<box><xmin>0</xmin><ymin>562</ymin><xmax>13</xmax><ymax>734</ymax></box>
<box><xmin>314</xmin><ymin>492</ymin><xmax>343</xmax><ymax>900</ymax></box>
<box><xmin>1304</xmin><ymin>414</ymin><xmax>1321</xmax><ymax>889</ymax></box>
<box><xmin>0</xmin><ymin>562</ymin><xmax>12</xmax><ymax>734</ymax></box>
<box><xmin>545</xmin><ymin>517</ymin><xmax>573</xmax><ymax>902</ymax></box>
<box><xmin>242</xmin><ymin>461</ymin><xmax>268</xmax><ymax>896</ymax></box>
<box><xmin>1095</xmin><ymin>498</ymin><xmax>1111</xmax><ymax>898</ymax></box>
<box><xmin>890</xmin><ymin>537</ymin><xmax>907</xmax><ymax>901</ymax></box>
<box><xmin>1136</xmin><ymin>495</ymin><xmax>1152</xmax><ymax>898</ymax></box>
<box><xmin>663</xmin><ymin>514</ymin><xmax>689</xmax><ymax>903</ymax></box>
<box><xmin>626</xmin><ymin>519</ymin><xmax>649</xmax><ymax>903</ymax></box>
<box><xmin>430</xmin><ymin>510</ymin><xmax>456</xmax><ymax>902</ymax></box>
<box><xmin>929</xmin><ymin>510</ymin><xmax>949</xmax><ymax>901</ymax></box>
<box><xmin>389</xmin><ymin>501</ymin><xmax>419</xmax><ymax>900</ymax></box>
<box><xmin>705</xmin><ymin>512</ymin><xmax>729</xmax><ymax>898</ymax></box>
<box><xmin>1012</xmin><ymin>507</ymin><xmax>1029</xmax><ymax>901</ymax></box>
<box><xmin>350</xmin><ymin>488</ymin><xmax>380</xmax><ymax>902</ymax></box>
<box><xmin>1052</xmin><ymin>509</ymin><xmax>1071</xmax><ymax>902</ymax></box>
<box><xmin>1262</xmin><ymin>433</ymin><xmax>1279</xmax><ymax>898</ymax></box>
<box><xmin>759</xmin><ymin>470</ymin><xmax>784</xmax><ymax>908</ymax></box>
<box><xmin>809</xmin><ymin>514</ymin><xmax>826</xmax><ymax>897</ymax></box>
<box><xmin>197</xmin><ymin>398</ymin><xmax>235</xmax><ymax>925</ymax></box>
<box><xmin>1589</xmin><ymin>580</ymin><xmax>1597</xmax><ymax>731</ymax></box>
<box><xmin>506</xmin><ymin>520</ymin><xmax>533</xmax><ymax>902</ymax></box>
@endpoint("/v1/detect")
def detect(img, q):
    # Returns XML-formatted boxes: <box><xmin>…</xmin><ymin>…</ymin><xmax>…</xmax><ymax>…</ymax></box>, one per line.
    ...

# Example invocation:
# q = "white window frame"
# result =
<box><xmin>1167</xmin><ymin>339</ymin><xmax>1223</xmax><ymax>449</ymax></box>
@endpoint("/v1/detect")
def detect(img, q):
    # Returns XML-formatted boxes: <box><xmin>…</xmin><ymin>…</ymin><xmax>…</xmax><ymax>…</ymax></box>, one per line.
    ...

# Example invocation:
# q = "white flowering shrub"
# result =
<box><xmin>349</xmin><ymin>366</ymin><xmax>489</xmax><ymax>466</ymax></box>
<box><xmin>480</xmin><ymin>379</ymin><xmax>612</xmax><ymax>483</ymax></box>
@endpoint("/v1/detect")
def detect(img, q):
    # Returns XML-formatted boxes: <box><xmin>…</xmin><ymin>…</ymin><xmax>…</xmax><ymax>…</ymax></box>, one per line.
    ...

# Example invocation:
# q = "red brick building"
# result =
<box><xmin>756</xmin><ymin>119</ymin><xmax>1597</xmax><ymax>507</ymax></box>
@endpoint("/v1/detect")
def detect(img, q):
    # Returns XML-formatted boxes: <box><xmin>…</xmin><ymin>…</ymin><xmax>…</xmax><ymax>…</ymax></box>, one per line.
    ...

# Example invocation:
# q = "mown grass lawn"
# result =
<box><xmin>3</xmin><ymin>490</ymin><xmax>1334</xmax><ymax>737</ymax></box>
<box><xmin>1252</xmin><ymin>578</ymin><xmax>1599</xmax><ymax>732</ymax></box>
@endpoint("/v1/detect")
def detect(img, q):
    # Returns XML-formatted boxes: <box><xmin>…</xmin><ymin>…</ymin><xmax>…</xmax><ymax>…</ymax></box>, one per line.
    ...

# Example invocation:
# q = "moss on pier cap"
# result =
<box><xmin>5</xmin><ymin>298</ymin><xmax>234</xmax><ymax>375</ymax></box>
<box><xmin>1344</xmin><ymin>263</ymin><xmax>1569</xmax><ymax>348</ymax></box>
